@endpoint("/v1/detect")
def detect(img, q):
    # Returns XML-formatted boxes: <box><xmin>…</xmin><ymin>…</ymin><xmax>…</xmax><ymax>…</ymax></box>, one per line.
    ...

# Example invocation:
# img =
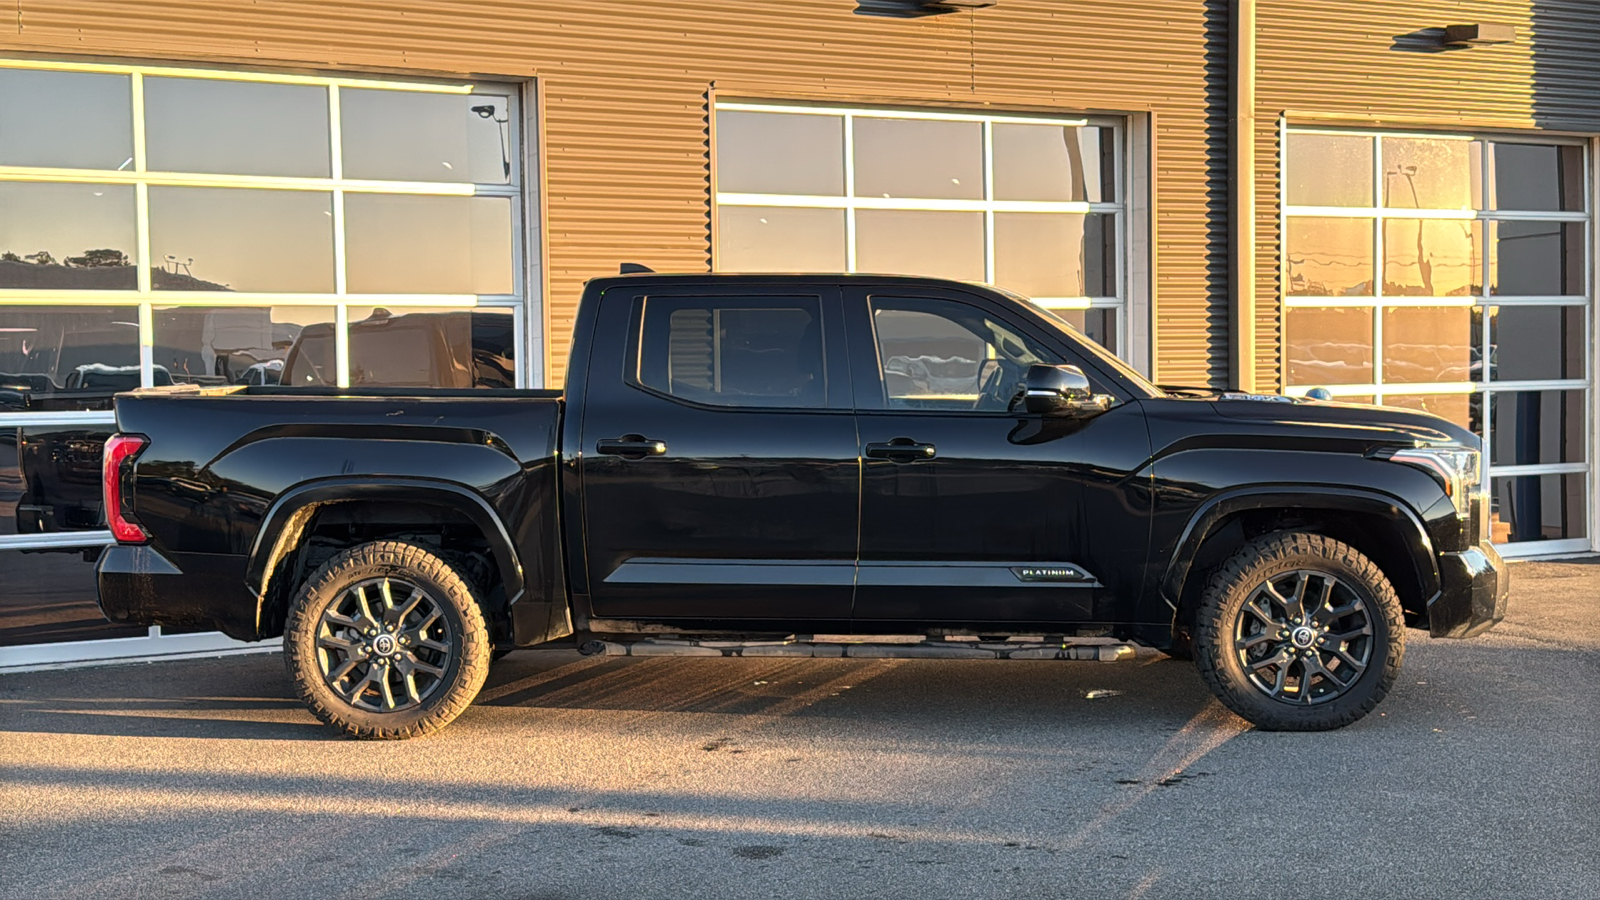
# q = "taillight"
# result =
<box><xmin>103</xmin><ymin>433</ymin><xmax>149</xmax><ymax>543</ymax></box>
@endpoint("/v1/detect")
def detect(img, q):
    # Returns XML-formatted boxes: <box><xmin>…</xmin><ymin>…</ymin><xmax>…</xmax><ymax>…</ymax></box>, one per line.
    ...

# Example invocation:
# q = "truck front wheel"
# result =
<box><xmin>284</xmin><ymin>541</ymin><xmax>491</xmax><ymax>739</ymax></box>
<box><xmin>1193</xmin><ymin>532</ymin><xmax>1405</xmax><ymax>731</ymax></box>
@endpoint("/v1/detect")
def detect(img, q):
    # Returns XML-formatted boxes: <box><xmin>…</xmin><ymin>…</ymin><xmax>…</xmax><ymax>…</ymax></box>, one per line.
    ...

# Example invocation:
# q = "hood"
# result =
<box><xmin>1204</xmin><ymin>393</ymin><xmax>1476</xmax><ymax>447</ymax></box>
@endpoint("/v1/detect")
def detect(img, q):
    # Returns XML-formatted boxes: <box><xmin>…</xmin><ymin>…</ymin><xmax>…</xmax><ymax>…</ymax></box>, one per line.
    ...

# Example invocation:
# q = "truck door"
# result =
<box><xmin>577</xmin><ymin>282</ymin><xmax>859</xmax><ymax>624</ymax></box>
<box><xmin>844</xmin><ymin>286</ymin><xmax>1152</xmax><ymax>628</ymax></box>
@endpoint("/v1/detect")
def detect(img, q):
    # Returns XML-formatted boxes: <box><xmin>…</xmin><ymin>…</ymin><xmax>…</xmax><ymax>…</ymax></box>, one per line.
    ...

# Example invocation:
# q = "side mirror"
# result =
<box><xmin>1022</xmin><ymin>364</ymin><xmax>1113</xmax><ymax>417</ymax></box>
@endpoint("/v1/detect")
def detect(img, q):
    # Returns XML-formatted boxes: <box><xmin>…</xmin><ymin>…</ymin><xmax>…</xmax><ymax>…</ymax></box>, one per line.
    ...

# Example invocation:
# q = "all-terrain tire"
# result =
<box><xmin>1193</xmin><ymin>532</ymin><xmax>1405</xmax><ymax>731</ymax></box>
<box><xmin>284</xmin><ymin>541</ymin><xmax>491</xmax><ymax>739</ymax></box>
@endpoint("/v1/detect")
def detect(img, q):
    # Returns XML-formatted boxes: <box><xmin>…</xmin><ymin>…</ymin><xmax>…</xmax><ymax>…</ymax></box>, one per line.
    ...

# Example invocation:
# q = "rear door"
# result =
<box><xmin>577</xmin><ymin>281</ymin><xmax>859</xmax><ymax>623</ymax></box>
<box><xmin>845</xmin><ymin>285</ymin><xmax>1152</xmax><ymax>628</ymax></box>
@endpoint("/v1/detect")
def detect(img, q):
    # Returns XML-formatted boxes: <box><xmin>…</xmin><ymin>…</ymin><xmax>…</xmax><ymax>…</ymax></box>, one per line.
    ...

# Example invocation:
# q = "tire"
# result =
<box><xmin>284</xmin><ymin>541</ymin><xmax>491</xmax><ymax>739</ymax></box>
<box><xmin>1192</xmin><ymin>532</ymin><xmax>1404</xmax><ymax>731</ymax></box>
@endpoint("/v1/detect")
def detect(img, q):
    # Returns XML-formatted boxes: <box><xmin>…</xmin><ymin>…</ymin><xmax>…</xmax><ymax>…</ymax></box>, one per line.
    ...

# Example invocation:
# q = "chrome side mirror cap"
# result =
<box><xmin>1022</xmin><ymin>364</ymin><xmax>1113</xmax><ymax>417</ymax></box>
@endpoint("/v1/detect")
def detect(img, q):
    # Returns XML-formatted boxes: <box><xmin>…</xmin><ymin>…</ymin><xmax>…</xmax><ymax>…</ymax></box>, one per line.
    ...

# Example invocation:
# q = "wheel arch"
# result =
<box><xmin>247</xmin><ymin>477</ymin><xmax>525</xmax><ymax>638</ymax></box>
<box><xmin>1163</xmin><ymin>488</ymin><xmax>1440</xmax><ymax>633</ymax></box>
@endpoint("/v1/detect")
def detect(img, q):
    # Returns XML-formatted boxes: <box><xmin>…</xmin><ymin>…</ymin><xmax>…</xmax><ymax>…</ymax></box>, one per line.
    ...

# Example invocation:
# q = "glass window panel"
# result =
<box><xmin>344</xmin><ymin>195</ymin><xmax>513</xmax><ymax>295</ymax></box>
<box><xmin>1491</xmin><ymin>221</ymin><xmax>1584</xmax><ymax>296</ymax></box>
<box><xmin>852</xmin><ymin>118</ymin><xmax>982</xmax><ymax>200</ymax></box>
<box><xmin>0</xmin><ymin>69</ymin><xmax>134</xmax><ymax>170</ymax></box>
<box><xmin>0</xmin><ymin>306</ymin><xmax>140</xmax><ymax>412</ymax></box>
<box><xmin>716</xmin><ymin>207</ymin><xmax>846</xmax><ymax>272</ymax></box>
<box><xmin>144</xmin><ymin>77</ymin><xmax>330</xmax><ymax>177</ymax></box>
<box><xmin>1382</xmin><ymin>219</ymin><xmax>1480</xmax><ymax>296</ymax></box>
<box><xmin>0</xmin><ymin>424</ymin><xmax>115</xmax><ymax>537</ymax></box>
<box><xmin>1285</xmin><ymin>217</ymin><xmax>1374</xmax><ymax>296</ymax></box>
<box><xmin>1382</xmin><ymin>393</ymin><xmax>1477</xmax><ymax>432</ymax></box>
<box><xmin>1489</xmin><ymin>305</ymin><xmax>1585</xmax><ymax>381</ymax></box>
<box><xmin>0</xmin><ymin>546</ymin><xmax>144</xmax><ymax>645</ymax></box>
<box><xmin>992</xmin><ymin>124</ymin><xmax>1115</xmax><ymax>202</ymax></box>
<box><xmin>636</xmin><ymin>297</ymin><xmax>825</xmax><ymax>408</ymax></box>
<box><xmin>0</xmin><ymin>183</ymin><xmax>136</xmax><ymax>290</ymax></box>
<box><xmin>151</xmin><ymin>305</ymin><xmax>335</xmax><ymax>386</ymax></box>
<box><xmin>714</xmin><ymin>111</ymin><xmax>844</xmax><ymax>196</ymax></box>
<box><xmin>1489</xmin><ymin>143</ymin><xmax>1585</xmax><ymax>212</ymax></box>
<box><xmin>1381</xmin><ymin>306</ymin><xmax>1477</xmax><ymax>384</ymax></box>
<box><xmin>1382</xmin><ymin>137</ymin><xmax>1480</xmax><ymax>209</ymax></box>
<box><xmin>1284</xmin><ymin>307</ymin><xmax>1373</xmax><ymax>386</ymax></box>
<box><xmin>855</xmin><ymin>210</ymin><xmax>984</xmax><ymax>282</ymax></box>
<box><xmin>869</xmin><ymin>297</ymin><xmax>1061</xmax><ymax>412</ymax></box>
<box><xmin>993</xmin><ymin>212</ymin><xmax>1115</xmax><ymax>298</ymax></box>
<box><xmin>320</xmin><ymin>307</ymin><xmax>516</xmax><ymax>389</ymax></box>
<box><xmin>1285</xmin><ymin>133</ymin><xmax>1373</xmax><ymax>207</ymax></box>
<box><xmin>1047</xmin><ymin>307</ymin><xmax>1117</xmax><ymax>353</ymax></box>
<box><xmin>148</xmin><ymin>187</ymin><xmax>334</xmax><ymax>292</ymax></box>
<box><xmin>1490</xmin><ymin>390</ymin><xmax>1586</xmax><ymax>466</ymax></box>
<box><xmin>341</xmin><ymin>89</ymin><xmax>514</xmax><ymax>184</ymax></box>
<box><xmin>1492</xmin><ymin>473</ymin><xmax>1586</xmax><ymax>543</ymax></box>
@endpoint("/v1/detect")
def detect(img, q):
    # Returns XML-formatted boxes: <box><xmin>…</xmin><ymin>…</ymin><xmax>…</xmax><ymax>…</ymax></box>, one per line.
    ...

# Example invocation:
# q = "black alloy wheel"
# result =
<box><xmin>285</xmin><ymin>541</ymin><xmax>490</xmax><ymax>739</ymax></box>
<box><xmin>1193</xmin><ymin>532</ymin><xmax>1404</xmax><ymax>731</ymax></box>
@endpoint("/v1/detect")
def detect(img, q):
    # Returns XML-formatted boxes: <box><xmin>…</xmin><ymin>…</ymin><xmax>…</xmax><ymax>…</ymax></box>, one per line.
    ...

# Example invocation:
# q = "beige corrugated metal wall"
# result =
<box><xmin>1255</xmin><ymin>0</ymin><xmax>1600</xmax><ymax>390</ymax></box>
<box><xmin>3</xmin><ymin>0</ymin><xmax>1226</xmax><ymax>387</ymax></box>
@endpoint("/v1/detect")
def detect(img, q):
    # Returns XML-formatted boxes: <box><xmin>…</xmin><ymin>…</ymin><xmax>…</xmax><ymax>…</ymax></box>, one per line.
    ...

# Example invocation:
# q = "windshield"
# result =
<box><xmin>992</xmin><ymin>287</ymin><xmax>1163</xmax><ymax>396</ymax></box>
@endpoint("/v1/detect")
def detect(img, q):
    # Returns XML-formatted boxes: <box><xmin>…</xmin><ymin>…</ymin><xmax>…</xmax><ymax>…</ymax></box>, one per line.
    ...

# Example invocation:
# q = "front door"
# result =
<box><xmin>578</xmin><ymin>283</ymin><xmax>859</xmax><ymax>624</ymax></box>
<box><xmin>845</xmin><ymin>287</ymin><xmax>1152</xmax><ymax>628</ymax></box>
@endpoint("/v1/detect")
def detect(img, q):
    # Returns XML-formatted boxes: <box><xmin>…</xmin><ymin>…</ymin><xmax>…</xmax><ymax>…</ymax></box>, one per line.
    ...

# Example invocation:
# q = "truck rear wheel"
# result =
<box><xmin>284</xmin><ymin>541</ymin><xmax>490</xmax><ymax>739</ymax></box>
<box><xmin>1192</xmin><ymin>532</ymin><xmax>1404</xmax><ymax>731</ymax></box>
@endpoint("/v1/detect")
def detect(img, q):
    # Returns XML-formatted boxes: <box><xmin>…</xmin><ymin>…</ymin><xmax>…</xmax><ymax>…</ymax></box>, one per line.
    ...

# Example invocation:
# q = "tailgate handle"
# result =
<box><xmin>865</xmin><ymin>438</ymin><xmax>936</xmax><ymax>462</ymax></box>
<box><xmin>596</xmin><ymin>435</ymin><xmax>668</xmax><ymax>459</ymax></box>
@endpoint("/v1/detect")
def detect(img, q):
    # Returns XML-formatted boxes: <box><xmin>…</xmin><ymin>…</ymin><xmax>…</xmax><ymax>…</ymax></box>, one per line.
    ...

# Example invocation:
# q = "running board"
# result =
<box><xmin>578</xmin><ymin>636</ymin><xmax>1136</xmax><ymax>661</ymax></box>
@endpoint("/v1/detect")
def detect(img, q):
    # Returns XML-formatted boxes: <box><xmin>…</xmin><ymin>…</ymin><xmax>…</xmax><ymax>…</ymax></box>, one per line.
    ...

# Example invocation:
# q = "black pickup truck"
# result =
<box><xmin>96</xmin><ymin>273</ymin><xmax>1508</xmax><ymax>739</ymax></box>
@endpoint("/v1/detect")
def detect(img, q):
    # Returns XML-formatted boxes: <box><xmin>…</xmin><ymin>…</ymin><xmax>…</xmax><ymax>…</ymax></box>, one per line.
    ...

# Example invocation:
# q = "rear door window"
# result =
<box><xmin>635</xmin><ymin>296</ymin><xmax>826</xmax><ymax>408</ymax></box>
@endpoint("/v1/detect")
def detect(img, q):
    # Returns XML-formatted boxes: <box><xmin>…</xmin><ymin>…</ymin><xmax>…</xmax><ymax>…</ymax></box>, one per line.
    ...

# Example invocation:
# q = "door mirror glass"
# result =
<box><xmin>1022</xmin><ymin>364</ymin><xmax>1111</xmax><ymax>416</ymax></box>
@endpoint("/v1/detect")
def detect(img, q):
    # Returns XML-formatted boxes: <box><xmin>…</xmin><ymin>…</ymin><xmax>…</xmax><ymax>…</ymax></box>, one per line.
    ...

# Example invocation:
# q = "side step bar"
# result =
<box><xmin>579</xmin><ymin>636</ymin><xmax>1137</xmax><ymax>661</ymax></box>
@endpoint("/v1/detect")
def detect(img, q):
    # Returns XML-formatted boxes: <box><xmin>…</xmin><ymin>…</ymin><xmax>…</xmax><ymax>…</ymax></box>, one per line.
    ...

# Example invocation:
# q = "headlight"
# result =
<box><xmin>1380</xmin><ymin>445</ymin><xmax>1482</xmax><ymax>519</ymax></box>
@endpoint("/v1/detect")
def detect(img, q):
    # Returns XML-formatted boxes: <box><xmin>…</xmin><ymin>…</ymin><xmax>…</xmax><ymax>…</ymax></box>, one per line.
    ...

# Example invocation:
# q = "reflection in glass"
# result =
<box><xmin>0</xmin><ymin>424</ymin><xmax>116</xmax><ymax>537</ymax></box>
<box><xmin>0</xmin><ymin>183</ymin><xmax>137</xmax><ymax>289</ymax></box>
<box><xmin>341</xmin><ymin>90</ymin><xmax>514</xmax><ymax>184</ymax></box>
<box><xmin>991</xmin><ymin>124</ymin><xmax>1115</xmax><ymax>202</ymax></box>
<box><xmin>284</xmin><ymin>306</ymin><xmax>515</xmax><ymax>389</ymax></box>
<box><xmin>1489</xmin><ymin>305</ymin><xmax>1585</xmax><ymax>381</ymax></box>
<box><xmin>1491</xmin><ymin>221</ymin><xmax>1584</xmax><ymax>295</ymax></box>
<box><xmin>1489</xmin><ymin>143</ymin><xmax>1584</xmax><ymax>212</ymax></box>
<box><xmin>715</xmin><ymin>111</ymin><xmax>845</xmax><ymax>196</ymax></box>
<box><xmin>1285</xmin><ymin>133</ymin><xmax>1373</xmax><ymax>207</ymax></box>
<box><xmin>0</xmin><ymin>306</ymin><xmax>140</xmax><ymax>412</ymax></box>
<box><xmin>0</xmin><ymin>69</ymin><xmax>134</xmax><ymax>170</ymax></box>
<box><xmin>1048</xmin><ymin>307</ymin><xmax>1117</xmax><ymax>352</ymax></box>
<box><xmin>344</xmin><ymin>195</ymin><xmax>513</xmax><ymax>294</ymax></box>
<box><xmin>1491</xmin><ymin>390</ymin><xmax>1585</xmax><ymax>466</ymax></box>
<box><xmin>1285</xmin><ymin>307</ymin><xmax>1373</xmax><ymax>385</ymax></box>
<box><xmin>855</xmin><ymin>210</ymin><xmax>984</xmax><ymax>282</ymax></box>
<box><xmin>1382</xmin><ymin>393</ymin><xmax>1476</xmax><ymax>432</ymax></box>
<box><xmin>144</xmin><ymin>77</ymin><xmax>330</xmax><ymax>177</ymax></box>
<box><xmin>637</xmin><ymin>298</ymin><xmax>825</xmax><ymax>408</ymax></box>
<box><xmin>1285</xmin><ymin>217</ymin><xmax>1373</xmax><ymax>296</ymax></box>
<box><xmin>717</xmin><ymin>207</ymin><xmax>846</xmax><ymax>272</ymax></box>
<box><xmin>1492</xmin><ymin>473</ymin><xmax>1586</xmax><ymax>542</ymax></box>
<box><xmin>149</xmin><ymin>187</ymin><xmax>334</xmax><ymax>292</ymax></box>
<box><xmin>1382</xmin><ymin>137</ymin><xmax>1479</xmax><ymax>209</ymax></box>
<box><xmin>853</xmin><ymin>118</ymin><xmax>982</xmax><ymax>200</ymax></box>
<box><xmin>1382</xmin><ymin>219</ymin><xmax>1479</xmax><ymax>296</ymax></box>
<box><xmin>0</xmin><ymin>546</ymin><xmax>145</xmax><ymax>645</ymax></box>
<box><xmin>152</xmin><ymin>306</ymin><xmax>334</xmax><ymax>386</ymax></box>
<box><xmin>993</xmin><ymin>213</ymin><xmax>1114</xmax><ymax>298</ymax></box>
<box><xmin>1382</xmin><ymin>306</ymin><xmax>1476</xmax><ymax>384</ymax></box>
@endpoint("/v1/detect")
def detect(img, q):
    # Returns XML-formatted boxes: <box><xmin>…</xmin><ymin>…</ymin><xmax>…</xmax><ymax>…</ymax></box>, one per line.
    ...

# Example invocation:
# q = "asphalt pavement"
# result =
<box><xmin>2</xmin><ymin>558</ymin><xmax>1597</xmax><ymax>900</ymax></box>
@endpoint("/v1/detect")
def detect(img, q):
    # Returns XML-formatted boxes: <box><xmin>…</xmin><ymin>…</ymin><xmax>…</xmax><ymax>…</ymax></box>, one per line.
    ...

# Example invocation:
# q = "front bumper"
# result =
<box><xmin>1426</xmin><ymin>541</ymin><xmax>1510</xmax><ymax>639</ymax></box>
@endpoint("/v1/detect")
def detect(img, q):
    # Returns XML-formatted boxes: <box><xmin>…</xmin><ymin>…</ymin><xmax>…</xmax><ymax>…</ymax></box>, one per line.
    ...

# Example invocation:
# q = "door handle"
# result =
<box><xmin>596</xmin><ymin>435</ymin><xmax>668</xmax><ymax>459</ymax></box>
<box><xmin>865</xmin><ymin>438</ymin><xmax>936</xmax><ymax>462</ymax></box>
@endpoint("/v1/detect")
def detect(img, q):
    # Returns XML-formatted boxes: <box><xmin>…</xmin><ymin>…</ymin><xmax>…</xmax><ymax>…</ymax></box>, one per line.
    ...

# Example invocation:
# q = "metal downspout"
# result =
<box><xmin>1229</xmin><ymin>0</ymin><xmax>1257</xmax><ymax>392</ymax></box>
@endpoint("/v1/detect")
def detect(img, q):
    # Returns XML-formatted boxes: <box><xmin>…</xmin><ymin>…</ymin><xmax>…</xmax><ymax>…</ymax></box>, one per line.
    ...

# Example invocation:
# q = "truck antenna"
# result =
<box><xmin>619</xmin><ymin>262</ymin><xmax>655</xmax><ymax>274</ymax></box>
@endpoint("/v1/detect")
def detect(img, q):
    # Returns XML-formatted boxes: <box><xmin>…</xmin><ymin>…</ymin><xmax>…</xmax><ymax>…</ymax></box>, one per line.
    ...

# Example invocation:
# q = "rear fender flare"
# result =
<box><xmin>1160</xmin><ymin>486</ymin><xmax>1439</xmax><ymax>610</ymax></box>
<box><xmin>246</xmin><ymin>477</ymin><xmax>525</xmax><ymax>632</ymax></box>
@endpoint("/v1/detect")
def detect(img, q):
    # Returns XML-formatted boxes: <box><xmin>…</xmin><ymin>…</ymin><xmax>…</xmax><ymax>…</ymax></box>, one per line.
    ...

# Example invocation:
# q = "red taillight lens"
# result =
<box><xmin>103</xmin><ymin>433</ymin><xmax>149</xmax><ymax>543</ymax></box>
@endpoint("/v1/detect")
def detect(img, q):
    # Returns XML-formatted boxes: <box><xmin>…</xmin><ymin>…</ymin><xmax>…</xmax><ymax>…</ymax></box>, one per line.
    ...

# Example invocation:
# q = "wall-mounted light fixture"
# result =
<box><xmin>1442</xmin><ymin>24</ymin><xmax>1516</xmax><ymax>48</ymax></box>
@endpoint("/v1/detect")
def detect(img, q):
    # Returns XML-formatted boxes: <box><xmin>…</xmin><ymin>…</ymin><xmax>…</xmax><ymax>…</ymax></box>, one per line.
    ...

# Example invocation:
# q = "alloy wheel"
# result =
<box><xmin>314</xmin><ymin>577</ymin><xmax>454</xmax><ymax>712</ymax></box>
<box><xmin>1233</xmin><ymin>569</ymin><xmax>1375</xmax><ymax>705</ymax></box>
